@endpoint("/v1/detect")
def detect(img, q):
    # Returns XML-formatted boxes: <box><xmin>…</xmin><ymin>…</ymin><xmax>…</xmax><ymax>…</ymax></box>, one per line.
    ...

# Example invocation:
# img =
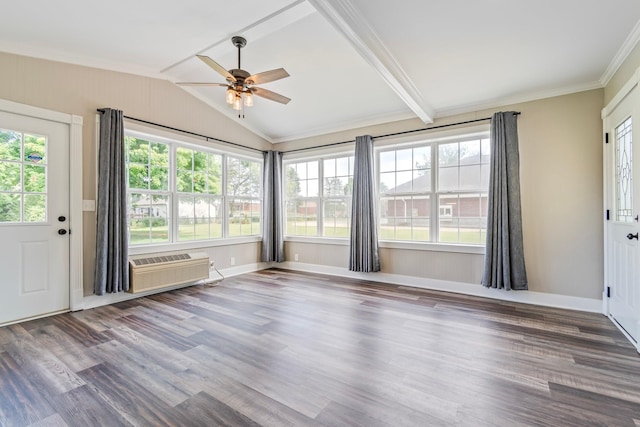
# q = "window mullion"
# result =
<box><xmin>170</xmin><ymin>144</ymin><xmax>177</xmax><ymax>243</ymax></box>
<box><xmin>318</xmin><ymin>160</ymin><xmax>323</xmax><ymax>236</ymax></box>
<box><xmin>222</xmin><ymin>154</ymin><xmax>228</xmax><ymax>238</ymax></box>
<box><xmin>431</xmin><ymin>143</ymin><xmax>438</xmax><ymax>243</ymax></box>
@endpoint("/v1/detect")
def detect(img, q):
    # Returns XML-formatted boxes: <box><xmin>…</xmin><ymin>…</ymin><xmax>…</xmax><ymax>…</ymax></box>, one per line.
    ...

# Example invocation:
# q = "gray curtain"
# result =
<box><xmin>482</xmin><ymin>111</ymin><xmax>527</xmax><ymax>290</ymax></box>
<box><xmin>94</xmin><ymin>108</ymin><xmax>129</xmax><ymax>295</ymax></box>
<box><xmin>261</xmin><ymin>150</ymin><xmax>285</xmax><ymax>262</ymax></box>
<box><xmin>349</xmin><ymin>135</ymin><xmax>380</xmax><ymax>272</ymax></box>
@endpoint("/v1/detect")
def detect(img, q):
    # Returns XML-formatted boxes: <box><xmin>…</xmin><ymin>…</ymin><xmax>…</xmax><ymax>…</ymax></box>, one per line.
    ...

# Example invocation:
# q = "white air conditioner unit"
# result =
<box><xmin>128</xmin><ymin>252</ymin><xmax>209</xmax><ymax>294</ymax></box>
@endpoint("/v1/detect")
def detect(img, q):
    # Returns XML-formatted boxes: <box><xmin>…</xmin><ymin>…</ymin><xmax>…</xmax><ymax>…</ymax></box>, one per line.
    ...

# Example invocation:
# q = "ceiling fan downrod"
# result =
<box><xmin>231</xmin><ymin>36</ymin><xmax>247</xmax><ymax>70</ymax></box>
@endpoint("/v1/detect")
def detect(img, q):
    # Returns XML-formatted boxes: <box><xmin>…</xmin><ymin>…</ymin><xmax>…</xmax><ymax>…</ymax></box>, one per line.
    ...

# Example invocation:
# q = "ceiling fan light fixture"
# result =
<box><xmin>232</xmin><ymin>94</ymin><xmax>242</xmax><ymax>111</ymax></box>
<box><xmin>226</xmin><ymin>88</ymin><xmax>235</xmax><ymax>104</ymax></box>
<box><xmin>244</xmin><ymin>91</ymin><xmax>254</xmax><ymax>107</ymax></box>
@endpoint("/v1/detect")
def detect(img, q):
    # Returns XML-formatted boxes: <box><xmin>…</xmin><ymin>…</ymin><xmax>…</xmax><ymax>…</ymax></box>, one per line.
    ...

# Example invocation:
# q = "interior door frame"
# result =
<box><xmin>0</xmin><ymin>99</ymin><xmax>84</xmax><ymax>317</ymax></box>
<box><xmin>602</xmin><ymin>67</ymin><xmax>640</xmax><ymax>351</ymax></box>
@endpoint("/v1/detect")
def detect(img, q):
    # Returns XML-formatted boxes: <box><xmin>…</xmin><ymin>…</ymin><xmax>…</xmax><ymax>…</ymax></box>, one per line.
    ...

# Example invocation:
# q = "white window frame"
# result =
<box><xmin>283</xmin><ymin>147</ymin><xmax>355</xmax><ymax>241</ymax></box>
<box><xmin>375</xmin><ymin>125</ymin><xmax>490</xmax><ymax>254</ymax></box>
<box><xmin>124</xmin><ymin>123</ymin><xmax>263</xmax><ymax>254</ymax></box>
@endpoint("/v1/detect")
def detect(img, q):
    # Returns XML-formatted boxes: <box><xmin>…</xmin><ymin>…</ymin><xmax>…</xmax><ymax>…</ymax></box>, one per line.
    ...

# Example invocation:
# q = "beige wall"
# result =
<box><xmin>0</xmin><ymin>52</ymin><xmax>270</xmax><ymax>295</ymax></box>
<box><xmin>284</xmin><ymin>89</ymin><xmax>605</xmax><ymax>300</ymax></box>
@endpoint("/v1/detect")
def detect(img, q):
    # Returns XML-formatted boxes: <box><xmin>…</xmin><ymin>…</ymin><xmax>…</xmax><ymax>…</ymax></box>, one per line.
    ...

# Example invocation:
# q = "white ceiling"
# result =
<box><xmin>1</xmin><ymin>0</ymin><xmax>640</xmax><ymax>143</ymax></box>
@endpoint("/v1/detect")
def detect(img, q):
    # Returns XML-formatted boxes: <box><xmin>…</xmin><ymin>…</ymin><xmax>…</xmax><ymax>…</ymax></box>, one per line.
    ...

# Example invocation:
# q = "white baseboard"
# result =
<box><xmin>276</xmin><ymin>261</ymin><xmax>603</xmax><ymax>313</ymax></box>
<box><xmin>74</xmin><ymin>261</ymin><xmax>602</xmax><ymax>315</ymax></box>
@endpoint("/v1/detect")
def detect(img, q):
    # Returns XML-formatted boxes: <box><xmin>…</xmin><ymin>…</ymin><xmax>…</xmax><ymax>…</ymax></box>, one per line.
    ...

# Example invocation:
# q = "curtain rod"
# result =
<box><xmin>96</xmin><ymin>109</ymin><xmax>265</xmax><ymax>154</ymax></box>
<box><xmin>284</xmin><ymin>112</ymin><xmax>520</xmax><ymax>154</ymax></box>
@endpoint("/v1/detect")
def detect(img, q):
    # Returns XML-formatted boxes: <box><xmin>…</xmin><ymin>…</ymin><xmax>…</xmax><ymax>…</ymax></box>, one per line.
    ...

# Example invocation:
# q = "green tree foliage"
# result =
<box><xmin>286</xmin><ymin>165</ymin><xmax>301</xmax><ymax>199</ymax></box>
<box><xmin>0</xmin><ymin>130</ymin><xmax>47</xmax><ymax>222</ymax></box>
<box><xmin>176</xmin><ymin>147</ymin><xmax>221</xmax><ymax>194</ymax></box>
<box><xmin>324</xmin><ymin>177</ymin><xmax>351</xmax><ymax>196</ymax></box>
<box><xmin>125</xmin><ymin>137</ymin><xmax>169</xmax><ymax>191</ymax></box>
<box><xmin>227</xmin><ymin>158</ymin><xmax>260</xmax><ymax>197</ymax></box>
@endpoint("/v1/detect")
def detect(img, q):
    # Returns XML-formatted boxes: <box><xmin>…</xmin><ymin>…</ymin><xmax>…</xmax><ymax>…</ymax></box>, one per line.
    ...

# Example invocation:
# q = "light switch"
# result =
<box><xmin>82</xmin><ymin>200</ymin><xmax>96</xmax><ymax>211</ymax></box>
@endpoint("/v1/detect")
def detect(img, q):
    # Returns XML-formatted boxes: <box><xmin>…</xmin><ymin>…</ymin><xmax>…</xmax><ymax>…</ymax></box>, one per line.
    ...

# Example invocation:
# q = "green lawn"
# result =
<box><xmin>129</xmin><ymin>222</ymin><xmax>260</xmax><ymax>244</ymax></box>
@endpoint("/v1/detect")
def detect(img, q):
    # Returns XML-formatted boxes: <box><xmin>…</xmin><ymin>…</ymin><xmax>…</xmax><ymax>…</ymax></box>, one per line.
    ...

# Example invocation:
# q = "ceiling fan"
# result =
<box><xmin>177</xmin><ymin>36</ymin><xmax>291</xmax><ymax>116</ymax></box>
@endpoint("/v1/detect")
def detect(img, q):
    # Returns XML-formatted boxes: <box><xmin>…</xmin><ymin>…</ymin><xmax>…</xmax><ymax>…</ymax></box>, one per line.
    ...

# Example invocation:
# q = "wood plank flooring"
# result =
<box><xmin>1</xmin><ymin>268</ymin><xmax>640</xmax><ymax>426</ymax></box>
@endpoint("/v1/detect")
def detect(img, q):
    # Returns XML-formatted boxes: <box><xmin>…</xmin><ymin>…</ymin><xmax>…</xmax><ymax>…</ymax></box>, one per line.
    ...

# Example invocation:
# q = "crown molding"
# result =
<box><xmin>600</xmin><ymin>19</ymin><xmax>640</xmax><ymax>86</ymax></box>
<box><xmin>308</xmin><ymin>0</ymin><xmax>433</xmax><ymax>124</ymax></box>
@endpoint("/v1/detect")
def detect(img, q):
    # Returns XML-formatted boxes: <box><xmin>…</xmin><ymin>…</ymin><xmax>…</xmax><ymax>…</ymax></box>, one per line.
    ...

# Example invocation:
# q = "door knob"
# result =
<box><xmin>58</xmin><ymin>229</ymin><xmax>67</xmax><ymax>235</ymax></box>
<box><xmin>627</xmin><ymin>232</ymin><xmax>639</xmax><ymax>240</ymax></box>
<box><xmin>58</xmin><ymin>216</ymin><xmax>66</xmax><ymax>222</ymax></box>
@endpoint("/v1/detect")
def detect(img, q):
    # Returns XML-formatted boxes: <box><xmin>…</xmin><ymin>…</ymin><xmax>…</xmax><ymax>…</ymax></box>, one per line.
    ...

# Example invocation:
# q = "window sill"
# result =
<box><xmin>285</xmin><ymin>236</ymin><xmax>350</xmax><ymax>246</ymax></box>
<box><xmin>128</xmin><ymin>236</ymin><xmax>262</xmax><ymax>255</ymax></box>
<box><xmin>379</xmin><ymin>240</ymin><xmax>485</xmax><ymax>254</ymax></box>
<box><xmin>285</xmin><ymin>236</ymin><xmax>485</xmax><ymax>254</ymax></box>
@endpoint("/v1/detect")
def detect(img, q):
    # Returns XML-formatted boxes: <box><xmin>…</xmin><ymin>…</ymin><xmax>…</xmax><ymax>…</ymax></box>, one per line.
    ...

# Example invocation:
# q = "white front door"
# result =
<box><xmin>0</xmin><ymin>110</ymin><xmax>70</xmax><ymax>325</ymax></box>
<box><xmin>604</xmin><ymin>85</ymin><xmax>640</xmax><ymax>347</ymax></box>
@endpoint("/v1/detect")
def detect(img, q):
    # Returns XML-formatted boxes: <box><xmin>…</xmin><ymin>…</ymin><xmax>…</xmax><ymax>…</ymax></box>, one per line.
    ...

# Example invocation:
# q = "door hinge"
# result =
<box><xmin>605</xmin><ymin>132</ymin><xmax>609</xmax><ymax>144</ymax></box>
<box><xmin>607</xmin><ymin>286</ymin><xmax>611</xmax><ymax>298</ymax></box>
<box><xmin>606</xmin><ymin>209</ymin><xmax>610</xmax><ymax>221</ymax></box>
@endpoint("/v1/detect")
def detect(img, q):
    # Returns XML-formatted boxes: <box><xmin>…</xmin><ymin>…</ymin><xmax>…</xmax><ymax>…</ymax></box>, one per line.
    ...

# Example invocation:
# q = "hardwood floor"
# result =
<box><xmin>1</xmin><ymin>268</ymin><xmax>639</xmax><ymax>426</ymax></box>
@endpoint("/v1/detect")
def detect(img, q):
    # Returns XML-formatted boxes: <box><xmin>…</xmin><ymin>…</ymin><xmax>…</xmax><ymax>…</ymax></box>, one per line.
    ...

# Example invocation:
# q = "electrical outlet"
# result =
<box><xmin>294</xmin><ymin>253</ymin><xmax>299</xmax><ymax>261</ymax></box>
<box><xmin>230</xmin><ymin>256</ymin><xmax>236</xmax><ymax>266</ymax></box>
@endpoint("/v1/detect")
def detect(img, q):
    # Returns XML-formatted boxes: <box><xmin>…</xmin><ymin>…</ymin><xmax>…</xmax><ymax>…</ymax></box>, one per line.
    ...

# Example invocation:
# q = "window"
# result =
<box><xmin>378</xmin><ymin>133</ymin><xmax>490</xmax><ymax>245</ymax></box>
<box><xmin>0</xmin><ymin>128</ymin><xmax>47</xmax><ymax>223</ymax></box>
<box><xmin>285</xmin><ymin>154</ymin><xmax>354</xmax><ymax>237</ymax></box>
<box><xmin>126</xmin><ymin>136</ymin><xmax>170</xmax><ymax>244</ymax></box>
<box><xmin>227</xmin><ymin>157</ymin><xmax>262</xmax><ymax>237</ymax></box>
<box><xmin>125</xmin><ymin>132</ymin><xmax>262</xmax><ymax>246</ymax></box>
<box><xmin>379</xmin><ymin>146</ymin><xmax>431</xmax><ymax>241</ymax></box>
<box><xmin>176</xmin><ymin>147</ymin><xmax>222</xmax><ymax>241</ymax></box>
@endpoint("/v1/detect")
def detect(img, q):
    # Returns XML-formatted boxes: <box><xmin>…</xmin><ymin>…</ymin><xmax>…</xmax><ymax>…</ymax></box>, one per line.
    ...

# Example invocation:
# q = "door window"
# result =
<box><xmin>0</xmin><ymin>128</ymin><xmax>47</xmax><ymax>223</ymax></box>
<box><xmin>615</xmin><ymin>117</ymin><xmax>633</xmax><ymax>222</ymax></box>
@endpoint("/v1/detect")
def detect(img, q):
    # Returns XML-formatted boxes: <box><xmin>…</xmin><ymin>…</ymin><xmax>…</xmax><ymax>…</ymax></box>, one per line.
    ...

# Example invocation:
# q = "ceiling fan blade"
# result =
<box><xmin>175</xmin><ymin>82</ymin><xmax>228</xmax><ymax>87</ymax></box>
<box><xmin>247</xmin><ymin>68</ymin><xmax>290</xmax><ymax>85</ymax></box>
<box><xmin>251</xmin><ymin>87</ymin><xmax>291</xmax><ymax>104</ymax></box>
<box><xmin>196</xmin><ymin>54</ymin><xmax>236</xmax><ymax>82</ymax></box>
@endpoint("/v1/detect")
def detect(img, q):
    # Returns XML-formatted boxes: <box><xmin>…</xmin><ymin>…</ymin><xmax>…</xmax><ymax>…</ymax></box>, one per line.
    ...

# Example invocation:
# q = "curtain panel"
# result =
<box><xmin>94</xmin><ymin>108</ymin><xmax>129</xmax><ymax>295</ymax></box>
<box><xmin>482</xmin><ymin>111</ymin><xmax>528</xmax><ymax>290</ymax></box>
<box><xmin>349</xmin><ymin>135</ymin><xmax>380</xmax><ymax>272</ymax></box>
<box><xmin>262</xmin><ymin>150</ymin><xmax>285</xmax><ymax>262</ymax></box>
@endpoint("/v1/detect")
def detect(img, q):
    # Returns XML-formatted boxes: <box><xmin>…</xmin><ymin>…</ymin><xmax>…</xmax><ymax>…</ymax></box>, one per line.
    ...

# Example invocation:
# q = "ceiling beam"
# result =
<box><xmin>309</xmin><ymin>0</ymin><xmax>433</xmax><ymax>124</ymax></box>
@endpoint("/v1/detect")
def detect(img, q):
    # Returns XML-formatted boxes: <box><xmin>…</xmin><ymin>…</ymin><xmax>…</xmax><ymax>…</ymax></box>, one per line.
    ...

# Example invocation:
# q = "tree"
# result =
<box><xmin>286</xmin><ymin>166</ymin><xmax>301</xmax><ymax>199</ymax></box>
<box><xmin>125</xmin><ymin>137</ymin><xmax>169</xmax><ymax>191</ymax></box>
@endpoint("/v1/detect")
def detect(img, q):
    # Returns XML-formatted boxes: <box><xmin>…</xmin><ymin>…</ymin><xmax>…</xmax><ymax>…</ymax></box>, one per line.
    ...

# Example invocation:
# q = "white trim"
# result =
<box><xmin>0</xmin><ymin>99</ymin><xmax>75</xmax><ymax>124</ymax></box>
<box><xmin>128</xmin><ymin>236</ymin><xmax>262</xmax><ymax>255</ymax></box>
<box><xmin>308</xmin><ymin>0</ymin><xmax>433</xmax><ymax>124</ymax></box>
<box><xmin>374</xmin><ymin>124</ymin><xmax>490</xmax><ymax>149</ymax></box>
<box><xmin>0</xmin><ymin>99</ymin><xmax>84</xmax><ymax>314</ymax></box>
<box><xmin>278</xmin><ymin>262</ymin><xmax>602</xmax><ymax>313</ymax></box>
<box><xmin>285</xmin><ymin>236</ymin><xmax>484</xmax><ymax>254</ymax></box>
<box><xmin>379</xmin><ymin>240</ymin><xmax>484</xmax><ymax>254</ymax></box>
<box><xmin>609</xmin><ymin>315</ymin><xmax>640</xmax><ymax>353</ymax></box>
<box><xmin>600</xmin><ymin>20</ymin><xmax>640</xmax><ymax>86</ymax></box>
<box><xmin>69</xmin><ymin>115</ymin><xmax>84</xmax><ymax>311</ymax></box>
<box><xmin>602</xmin><ymin>67</ymin><xmax>640</xmax><ymax>118</ymax></box>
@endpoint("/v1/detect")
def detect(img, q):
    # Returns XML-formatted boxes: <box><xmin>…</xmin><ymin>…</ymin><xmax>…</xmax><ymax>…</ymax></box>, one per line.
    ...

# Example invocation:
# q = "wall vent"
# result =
<box><xmin>129</xmin><ymin>252</ymin><xmax>209</xmax><ymax>294</ymax></box>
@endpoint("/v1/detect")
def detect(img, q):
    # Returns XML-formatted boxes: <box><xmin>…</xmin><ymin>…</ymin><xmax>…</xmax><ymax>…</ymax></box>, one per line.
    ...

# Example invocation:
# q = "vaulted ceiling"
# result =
<box><xmin>2</xmin><ymin>0</ymin><xmax>639</xmax><ymax>143</ymax></box>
